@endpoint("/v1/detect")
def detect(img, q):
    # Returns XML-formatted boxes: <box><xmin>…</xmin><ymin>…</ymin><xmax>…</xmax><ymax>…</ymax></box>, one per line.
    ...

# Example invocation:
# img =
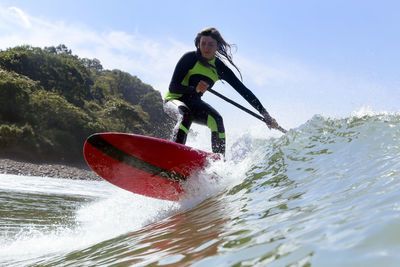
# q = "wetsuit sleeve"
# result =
<box><xmin>168</xmin><ymin>52</ymin><xmax>197</xmax><ymax>94</ymax></box>
<box><xmin>216</xmin><ymin>59</ymin><xmax>267</xmax><ymax>114</ymax></box>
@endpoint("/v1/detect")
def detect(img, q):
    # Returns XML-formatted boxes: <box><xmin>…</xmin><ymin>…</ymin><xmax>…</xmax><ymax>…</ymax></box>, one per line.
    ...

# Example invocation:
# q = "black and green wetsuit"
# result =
<box><xmin>164</xmin><ymin>51</ymin><xmax>267</xmax><ymax>155</ymax></box>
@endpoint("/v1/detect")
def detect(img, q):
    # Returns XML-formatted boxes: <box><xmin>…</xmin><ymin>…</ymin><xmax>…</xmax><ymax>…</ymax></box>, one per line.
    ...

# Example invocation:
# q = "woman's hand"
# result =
<box><xmin>196</xmin><ymin>80</ymin><xmax>209</xmax><ymax>93</ymax></box>
<box><xmin>261</xmin><ymin>111</ymin><xmax>279</xmax><ymax>130</ymax></box>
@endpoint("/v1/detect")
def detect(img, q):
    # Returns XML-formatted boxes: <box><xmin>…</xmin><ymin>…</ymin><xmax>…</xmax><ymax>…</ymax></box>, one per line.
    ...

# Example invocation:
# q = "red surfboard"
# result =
<box><xmin>83</xmin><ymin>133</ymin><xmax>218</xmax><ymax>201</ymax></box>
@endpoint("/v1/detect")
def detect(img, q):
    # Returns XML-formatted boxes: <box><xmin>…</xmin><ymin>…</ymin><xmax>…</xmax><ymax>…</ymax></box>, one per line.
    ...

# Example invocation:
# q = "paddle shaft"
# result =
<box><xmin>207</xmin><ymin>88</ymin><xmax>287</xmax><ymax>133</ymax></box>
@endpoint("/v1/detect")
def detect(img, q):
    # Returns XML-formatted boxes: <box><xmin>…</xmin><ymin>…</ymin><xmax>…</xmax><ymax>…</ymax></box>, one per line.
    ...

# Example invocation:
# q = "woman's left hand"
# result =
<box><xmin>261</xmin><ymin>111</ymin><xmax>279</xmax><ymax>130</ymax></box>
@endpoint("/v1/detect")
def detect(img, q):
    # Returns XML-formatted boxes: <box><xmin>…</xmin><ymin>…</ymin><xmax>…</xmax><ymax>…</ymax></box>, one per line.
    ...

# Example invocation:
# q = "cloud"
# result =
<box><xmin>4</xmin><ymin>6</ymin><xmax>31</xmax><ymax>28</ymax></box>
<box><xmin>0</xmin><ymin>5</ymin><xmax>190</xmax><ymax>95</ymax></box>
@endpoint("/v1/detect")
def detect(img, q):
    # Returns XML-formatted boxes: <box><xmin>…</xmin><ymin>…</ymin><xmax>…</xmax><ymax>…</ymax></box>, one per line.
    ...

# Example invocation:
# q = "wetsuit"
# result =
<box><xmin>164</xmin><ymin>51</ymin><xmax>267</xmax><ymax>155</ymax></box>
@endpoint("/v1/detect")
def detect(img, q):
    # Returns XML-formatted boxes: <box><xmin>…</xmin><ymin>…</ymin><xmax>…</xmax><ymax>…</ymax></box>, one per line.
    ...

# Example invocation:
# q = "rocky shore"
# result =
<box><xmin>0</xmin><ymin>158</ymin><xmax>101</xmax><ymax>180</ymax></box>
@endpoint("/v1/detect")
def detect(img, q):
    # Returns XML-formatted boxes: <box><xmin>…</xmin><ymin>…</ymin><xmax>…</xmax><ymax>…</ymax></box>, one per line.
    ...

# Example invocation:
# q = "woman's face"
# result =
<box><xmin>199</xmin><ymin>35</ymin><xmax>217</xmax><ymax>60</ymax></box>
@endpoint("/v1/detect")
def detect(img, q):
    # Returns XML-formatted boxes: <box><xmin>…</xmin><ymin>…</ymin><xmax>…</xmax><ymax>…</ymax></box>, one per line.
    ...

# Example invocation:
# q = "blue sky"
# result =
<box><xmin>1</xmin><ymin>0</ymin><xmax>399</xmax><ymax>133</ymax></box>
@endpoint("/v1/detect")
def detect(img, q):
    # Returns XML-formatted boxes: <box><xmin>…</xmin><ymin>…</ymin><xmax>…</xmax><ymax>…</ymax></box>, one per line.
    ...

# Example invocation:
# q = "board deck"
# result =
<box><xmin>83</xmin><ymin>133</ymin><xmax>217</xmax><ymax>201</ymax></box>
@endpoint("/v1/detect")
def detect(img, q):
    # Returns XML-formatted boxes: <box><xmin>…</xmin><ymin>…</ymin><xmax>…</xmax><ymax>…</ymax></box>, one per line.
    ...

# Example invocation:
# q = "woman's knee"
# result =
<box><xmin>178</xmin><ymin>105</ymin><xmax>191</xmax><ymax>118</ymax></box>
<box><xmin>207</xmin><ymin>114</ymin><xmax>224</xmax><ymax>132</ymax></box>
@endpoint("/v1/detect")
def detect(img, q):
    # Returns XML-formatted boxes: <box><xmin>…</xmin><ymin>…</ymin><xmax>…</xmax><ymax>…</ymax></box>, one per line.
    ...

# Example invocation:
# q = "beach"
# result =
<box><xmin>0</xmin><ymin>158</ymin><xmax>101</xmax><ymax>180</ymax></box>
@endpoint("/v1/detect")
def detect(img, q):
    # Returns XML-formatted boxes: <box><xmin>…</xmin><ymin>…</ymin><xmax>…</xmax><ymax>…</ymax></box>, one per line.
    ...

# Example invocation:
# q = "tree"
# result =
<box><xmin>44</xmin><ymin>44</ymin><xmax>72</xmax><ymax>55</ymax></box>
<box><xmin>0</xmin><ymin>70</ymin><xmax>40</xmax><ymax>123</ymax></box>
<box><xmin>0</xmin><ymin>44</ymin><xmax>174</xmax><ymax>162</ymax></box>
<box><xmin>82</xmin><ymin>58</ymin><xmax>103</xmax><ymax>71</ymax></box>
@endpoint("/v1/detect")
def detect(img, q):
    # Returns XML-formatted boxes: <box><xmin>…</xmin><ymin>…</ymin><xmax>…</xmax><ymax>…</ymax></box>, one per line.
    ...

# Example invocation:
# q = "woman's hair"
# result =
<box><xmin>194</xmin><ymin>27</ymin><xmax>242</xmax><ymax>80</ymax></box>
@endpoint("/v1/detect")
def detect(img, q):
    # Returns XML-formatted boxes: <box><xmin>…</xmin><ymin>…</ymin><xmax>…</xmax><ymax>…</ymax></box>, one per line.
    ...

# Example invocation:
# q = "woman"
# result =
<box><xmin>164</xmin><ymin>27</ymin><xmax>280</xmax><ymax>155</ymax></box>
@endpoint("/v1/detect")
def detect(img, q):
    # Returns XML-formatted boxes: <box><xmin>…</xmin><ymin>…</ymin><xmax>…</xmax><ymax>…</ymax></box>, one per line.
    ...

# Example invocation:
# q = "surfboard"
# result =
<box><xmin>83</xmin><ymin>133</ymin><xmax>218</xmax><ymax>201</ymax></box>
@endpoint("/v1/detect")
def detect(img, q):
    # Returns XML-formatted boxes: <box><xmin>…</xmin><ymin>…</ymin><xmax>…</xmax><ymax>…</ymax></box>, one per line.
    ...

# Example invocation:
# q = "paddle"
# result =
<box><xmin>207</xmin><ymin>88</ymin><xmax>287</xmax><ymax>133</ymax></box>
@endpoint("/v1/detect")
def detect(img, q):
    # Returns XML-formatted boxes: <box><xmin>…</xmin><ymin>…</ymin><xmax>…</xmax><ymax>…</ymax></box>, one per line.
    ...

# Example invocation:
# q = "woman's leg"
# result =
<box><xmin>190</xmin><ymin>100</ymin><xmax>226</xmax><ymax>155</ymax></box>
<box><xmin>164</xmin><ymin>98</ymin><xmax>225</xmax><ymax>155</ymax></box>
<box><xmin>163</xmin><ymin>100</ymin><xmax>192</xmax><ymax>145</ymax></box>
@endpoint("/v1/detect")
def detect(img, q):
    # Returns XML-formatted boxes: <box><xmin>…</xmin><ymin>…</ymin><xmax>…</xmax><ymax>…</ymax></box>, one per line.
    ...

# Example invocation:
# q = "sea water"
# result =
<box><xmin>1</xmin><ymin>111</ymin><xmax>400</xmax><ymax>266</ymax></box>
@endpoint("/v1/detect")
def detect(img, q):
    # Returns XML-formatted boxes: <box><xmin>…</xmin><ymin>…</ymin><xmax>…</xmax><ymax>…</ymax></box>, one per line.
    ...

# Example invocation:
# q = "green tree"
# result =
<box><xmin>0</xmin><ymin>45</ymin><xmax>93</xmax><ymax>107</ymax></box>
<box><xmin>0</xmin><ymin>44</ymin><xmax>174</xmax><ymax>162</ymax></box>
<box><xmin>0</xmin><ymin>69</ymin><xmax>40</xmax><ymax>123</ymax></box>
<box><xmin>82</xmin><ymin>58</ymin><xmax>103</xmax><ymax>71</ymax></box>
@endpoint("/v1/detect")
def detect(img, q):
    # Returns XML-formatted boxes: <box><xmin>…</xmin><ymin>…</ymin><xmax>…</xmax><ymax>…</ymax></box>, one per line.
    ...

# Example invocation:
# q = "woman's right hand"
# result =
<box><xmin>196</xmin><ymin>80</ymin><xmax>209</xmax><ymax>93</ymax></box>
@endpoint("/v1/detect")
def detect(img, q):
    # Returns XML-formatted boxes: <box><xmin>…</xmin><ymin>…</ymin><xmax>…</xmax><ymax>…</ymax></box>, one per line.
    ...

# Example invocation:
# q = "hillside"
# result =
<box><xmin>0</xmin><ymin>44</ymin><xmax>173</xmax><ymax>164</ymax></box>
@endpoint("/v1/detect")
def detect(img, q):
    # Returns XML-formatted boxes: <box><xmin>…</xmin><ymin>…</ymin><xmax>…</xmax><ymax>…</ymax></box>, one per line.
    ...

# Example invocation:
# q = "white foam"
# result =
<box><xmin>0</xmin><ymin>130</ymin><xmax>263</xmax><ymax>262</ymax></box>
<box><xmin>350</xmin><ymin>106</ymin><xmax>396</xmax><ymax>118</ymax></box>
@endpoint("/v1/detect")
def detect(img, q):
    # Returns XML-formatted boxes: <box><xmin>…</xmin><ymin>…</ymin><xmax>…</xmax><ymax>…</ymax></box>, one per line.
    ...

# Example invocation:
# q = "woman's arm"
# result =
<box><xmin>216</xmin><ymin>59</ymin><xmax>280</xmax><ymax>129</ymax></box>
<box><xmin>168</xmin><ymin>52</ymin><xmax>197</xmax><ymax>94</ymax></box>
<box><xmin>216</xmin><ymin>59</ymin><xmax>266</xmax><ymax>113</ymax></box>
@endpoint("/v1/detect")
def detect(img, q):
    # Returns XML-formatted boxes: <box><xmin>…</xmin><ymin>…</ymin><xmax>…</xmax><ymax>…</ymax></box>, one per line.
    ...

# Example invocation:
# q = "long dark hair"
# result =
<box><xmin>194</xmin><ymin>27</ymin><xmax>242</xmax><ymax>80</ymax></box>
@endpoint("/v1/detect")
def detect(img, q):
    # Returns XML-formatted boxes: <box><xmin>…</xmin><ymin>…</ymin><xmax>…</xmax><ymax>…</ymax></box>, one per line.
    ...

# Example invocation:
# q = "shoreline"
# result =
<box><xmin>0</xmin><ymin>158</ymin><xmax>101</xmax><ymax>180</ymax></box>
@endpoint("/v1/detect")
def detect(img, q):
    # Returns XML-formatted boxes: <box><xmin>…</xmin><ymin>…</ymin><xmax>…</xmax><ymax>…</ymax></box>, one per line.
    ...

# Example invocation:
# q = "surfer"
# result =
<box><xmin>164</xmin><ymin>27</ymin><xmax>280</xmax><ymax>155</ymax></box>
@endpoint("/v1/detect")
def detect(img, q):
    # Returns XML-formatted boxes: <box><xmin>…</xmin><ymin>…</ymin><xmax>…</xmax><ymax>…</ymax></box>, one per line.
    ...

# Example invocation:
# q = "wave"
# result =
<box><xmin>218</xmin><ymin>112</ymin><xmax>400</xmax><ymax>265</ymax></box>
<box><xmin>1</xmin><ymin>111</ymin><xmax>400</xmax><ymax>266</ymax></box>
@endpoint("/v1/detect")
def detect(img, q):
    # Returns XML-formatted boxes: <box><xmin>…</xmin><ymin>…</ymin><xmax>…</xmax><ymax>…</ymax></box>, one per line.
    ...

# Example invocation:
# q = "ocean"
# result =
<box><xmin>1</xmin><ymin>112</ymin><xmax>400</xmax><ymax>266</ymax></box>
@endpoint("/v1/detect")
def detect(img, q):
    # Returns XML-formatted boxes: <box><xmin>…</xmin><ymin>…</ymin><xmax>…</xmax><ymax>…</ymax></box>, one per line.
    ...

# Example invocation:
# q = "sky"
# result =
<box><xmin>0</xmin><ymin>0</ymin><xmax>399</xmax><ymax>134</ymax></box>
